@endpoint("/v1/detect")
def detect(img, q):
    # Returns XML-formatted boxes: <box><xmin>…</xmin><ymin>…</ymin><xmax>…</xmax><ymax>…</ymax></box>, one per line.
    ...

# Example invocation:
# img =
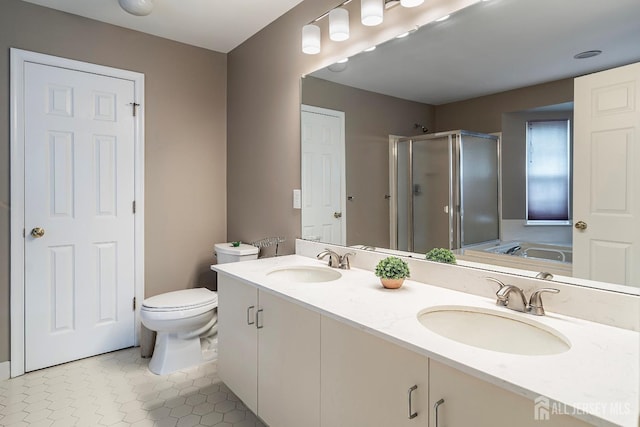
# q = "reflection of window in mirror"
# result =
<box><xmin>525</xmin><ymin>119</ymin><xmax>571</xmax><ymax>225</ymax></box>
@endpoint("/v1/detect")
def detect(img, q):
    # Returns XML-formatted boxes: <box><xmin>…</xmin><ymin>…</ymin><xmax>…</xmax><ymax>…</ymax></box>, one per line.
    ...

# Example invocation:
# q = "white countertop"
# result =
<box><xmin>212</xmin><ymin>255</ymin><xmax>639</xmax><ymax>427</ymax></box>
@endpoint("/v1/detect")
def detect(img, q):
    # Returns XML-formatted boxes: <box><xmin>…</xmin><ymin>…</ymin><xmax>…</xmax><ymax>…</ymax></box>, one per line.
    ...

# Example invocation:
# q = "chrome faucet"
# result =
<box><xmin>504</xmin><ymin>245</ymin><xmax>521</xmax><ymax>255</ymax></box>
<box><xmin>485</xmin><ymin>277</ymin><xmax>559</xmax><ymax>316</ymax></box>
<box><xmin>535</xmin><ymin>271</ymin><xmax>554</xmax><ymax>280</ymax></box>
<box><xmin>496</xmin><ymin>285</ymin><xmax>529</xmax><ymax>312</ymax></box>
<box><xmin>528</xmin><ymin>288</ymin><xmax>560</xmax><ymax>315</ymax></box>
<box><xmin>317</xmin><ymin>249</ymin><xmax>341</xmax><ymax>268</ymax></box>
<box><xmin>317</xmin><ymin>249</ymin><xmax>355</xmax><ymax>269</ymax></box>
<box><xmin>339</xmin><ymin>252</ymin><xmax>355</xmax><ymax>270</ymax></box>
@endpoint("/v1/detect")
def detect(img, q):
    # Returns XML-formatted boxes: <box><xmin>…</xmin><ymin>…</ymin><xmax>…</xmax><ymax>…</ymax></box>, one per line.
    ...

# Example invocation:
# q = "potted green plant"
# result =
<box><xmin>425</xmin><ymin>248</ymin><xmax>457</xmax><ymax>264</ymax></box>
<box><xmin>374</xmin><ymin>256</ymin><xmax>410</xmax><ymax>289</ymax></box>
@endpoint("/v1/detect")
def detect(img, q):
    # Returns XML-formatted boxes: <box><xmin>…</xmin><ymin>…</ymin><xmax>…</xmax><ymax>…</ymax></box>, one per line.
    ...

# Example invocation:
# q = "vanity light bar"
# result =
<box><xmin>301</xmin><ymin>0</ymin><xmax>425</xmax><ymax>54</ymax></box>
<box><xmin>329</xmin><ymin>8</ymin><xmax>350</xmax><ymax>41</ymax></box>
<box><xmin>361</xmin><ymin>0</ymin><xmax>384</xmax><ymax>26</ymax></box>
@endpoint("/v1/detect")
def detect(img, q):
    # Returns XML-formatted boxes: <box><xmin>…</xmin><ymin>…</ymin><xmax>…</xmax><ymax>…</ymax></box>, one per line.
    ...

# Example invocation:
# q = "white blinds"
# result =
<box><xmin>526</xmin><ymin>120</ymin><xmax>571</xmax><ymax>222</ymax></box>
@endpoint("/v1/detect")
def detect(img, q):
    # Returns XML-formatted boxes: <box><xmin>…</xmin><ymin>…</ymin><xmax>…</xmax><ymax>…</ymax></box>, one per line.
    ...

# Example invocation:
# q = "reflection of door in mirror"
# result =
<box><xmin>573</xmin><ymin>62</ymin><xmax>640</xmax><ymax>286</ymax></box>
<box><xmin>301</xmin><ymin>105</ymin><xmax>346</xmax><ymax>245</ymax></box>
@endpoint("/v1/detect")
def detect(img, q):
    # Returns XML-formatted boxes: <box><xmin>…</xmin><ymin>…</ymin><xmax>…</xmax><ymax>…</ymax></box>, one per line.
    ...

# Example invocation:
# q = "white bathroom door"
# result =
<box><xmin>23</xmin><ymin>62</ymin><xmax>136</xmax><ymax>371</ymax></box>
<box><xmin>301</xmin><ymin>106</ymin><xmax>346</xmax><ymax>245</ymax></box>
<box><xmin>573</xmin><ymin>62</ymin><xmax>640</xmax><ymax>285</ymax></box>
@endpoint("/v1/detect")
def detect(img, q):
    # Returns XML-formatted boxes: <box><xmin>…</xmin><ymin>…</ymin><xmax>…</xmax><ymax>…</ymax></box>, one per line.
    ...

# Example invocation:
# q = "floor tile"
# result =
<box><xmin>0</xmin><ymin>348</ymin><xmax>265</xmax><ymax>426</ymax></box>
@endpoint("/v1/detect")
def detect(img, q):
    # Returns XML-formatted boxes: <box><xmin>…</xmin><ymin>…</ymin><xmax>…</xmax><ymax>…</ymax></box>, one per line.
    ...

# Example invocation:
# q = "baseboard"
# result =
<box><xmin>0</xmin><ymin>361</ymin><xmax>10</xmax><ymax>380</ymax></box>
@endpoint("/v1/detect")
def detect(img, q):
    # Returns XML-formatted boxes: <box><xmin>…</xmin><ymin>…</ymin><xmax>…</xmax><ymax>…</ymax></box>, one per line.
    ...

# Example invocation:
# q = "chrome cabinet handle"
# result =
<box><xmin>256</xmin><ymin>308</ymin><xmax>264</xmax><ymax>329</ymax></box>
<box><xmin>246</xmin><ymin>306</ymin><xmax>255</xmax><ymax>325</ymax></box>
<box><xmin>408</xmin><ymin>385</ymin><xmax>418</xmax><ymax>419</ymax></box>
<box><xmin>434</xmin><ymin>398</ymin><xmax>445</xmax><ymax>427</ymax></box>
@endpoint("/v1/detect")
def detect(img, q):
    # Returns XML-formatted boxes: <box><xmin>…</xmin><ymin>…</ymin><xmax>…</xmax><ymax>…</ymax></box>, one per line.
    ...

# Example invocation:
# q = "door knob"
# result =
<box><xmin>31</xmin><ymin>227</ymin><xmax>45</xmax><ymax>238</ymax></box>
<box><xmin>574</xmin><ymin>221</ymin><xmax>588</xmax><ymax>230</ymax></box>
<box><xmin>333</xmin><ymin>212</ymin><xmax>342</xmax><ymax>219</ymax></box>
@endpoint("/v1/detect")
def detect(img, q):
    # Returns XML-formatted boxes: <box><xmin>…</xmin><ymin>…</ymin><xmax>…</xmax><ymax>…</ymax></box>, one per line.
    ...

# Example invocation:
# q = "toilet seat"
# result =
<box><xmin>142</xmin><ymin>288</ymin><xmax>218</xmax><ymax>320</ymax></box>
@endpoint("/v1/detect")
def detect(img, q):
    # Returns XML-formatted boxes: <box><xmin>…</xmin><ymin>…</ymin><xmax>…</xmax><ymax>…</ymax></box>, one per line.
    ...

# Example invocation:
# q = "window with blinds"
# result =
<box><xmin>526</xmin><ymin>119</ymin><xmax>571</xmax><ymax>224</ymax></box>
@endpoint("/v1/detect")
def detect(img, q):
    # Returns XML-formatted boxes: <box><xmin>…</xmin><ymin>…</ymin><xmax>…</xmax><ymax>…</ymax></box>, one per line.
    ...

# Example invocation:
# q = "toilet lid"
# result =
<box><xmin>142</xmin><ymin>288</ymin><xmax>218</xmax><ymax>312</ymax></box>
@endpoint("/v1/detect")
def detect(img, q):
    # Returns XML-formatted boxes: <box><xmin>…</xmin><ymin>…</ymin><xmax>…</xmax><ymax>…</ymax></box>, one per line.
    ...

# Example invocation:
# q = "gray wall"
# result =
<box><xmin>301</xmin><ymin>77</ymin><xmax>435</xmax><ymax>247</ymax></box>
<box><xmin>433</xmin><ymin>80</ymin><xmax>574</xmax><ymax>221</ymax></box>
<box><xmin>0</xmin><ymin>0</ymin><xmax>228</xmax><ymax>363</ymax></box>
<box><xmin>226</xmin><ymin>0</ymin><xmax>476</xmax><ymax>252</ymax></box>
<box><xmin>434</xmin><ymin>79</ymin><xmax>573</xmax><ymax>133</ymax></box>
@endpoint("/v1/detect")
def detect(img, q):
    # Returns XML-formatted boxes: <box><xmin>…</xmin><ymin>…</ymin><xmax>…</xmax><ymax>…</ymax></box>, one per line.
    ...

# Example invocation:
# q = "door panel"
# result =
<box><xmin>217</xmin><ymin>276</ymin><xmax>258</xmax><ymax>413</ymax></box>
<box><xmin>24</xmin><ymin>62</ymin><xmax>136</xmax><ymax>371</ymax></box>
<box><xmin>301</xmin><ymin>107</ymin><xmax>345</xmax><ymax>245</ymax></box>
<box><xmin>321</xmin><ymin>316</ymin><xmax>429</xmax><ymax>427</ymax></box>
<box><xmin>573</xmin><ymin>62</ymin><xmax>640</xmax><ymax>285</ymax></box>
<box><xmin>258</xmin><ymin>292</ymin><xmax>320</xmax><ymax>427</ymax></box>
<box><xmin>429</xmin><ymin>360</ymin><xmax>590</xmax><ymax>427</ymax></box>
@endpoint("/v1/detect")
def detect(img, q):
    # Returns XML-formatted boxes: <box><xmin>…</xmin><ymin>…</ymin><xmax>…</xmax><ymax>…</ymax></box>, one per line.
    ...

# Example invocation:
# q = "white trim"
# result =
<box><xmin>388</xmin><ymin>135</ymin><xmax>403</xmax><ymax>250</ymax></box>
<box><xmin>0</xmin><ymin>361</ymin><xmax>10</xmax><ymax>381</ymax></box>
<box><xmin>300</xmin><ymin>105</ymin><xmax>347</xmax><ymax>245</ymax></box>
<box><xmin>490</xmin><ymin>132</ymin><xmax>503</xmax><ymax>241</ymax></box>
<box><xmin>9</xmin><ymin>48</ymin><xmax>145</xmax><ymax>377</ymax></box>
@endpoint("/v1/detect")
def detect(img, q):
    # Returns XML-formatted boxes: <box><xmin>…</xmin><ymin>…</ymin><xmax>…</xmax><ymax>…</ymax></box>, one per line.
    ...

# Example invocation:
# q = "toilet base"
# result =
<box><xmin>148</xmin><ymin>332</ymin><xmax>204</xmax><ymax>375</ymax></box>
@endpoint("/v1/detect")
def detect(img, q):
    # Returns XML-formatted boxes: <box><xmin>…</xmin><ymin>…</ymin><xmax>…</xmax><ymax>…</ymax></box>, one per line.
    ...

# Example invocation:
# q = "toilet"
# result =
<box><xmin>141</xmin><ymin>242</ymin><xmax>259</xmax><ymax>375</ymax></box>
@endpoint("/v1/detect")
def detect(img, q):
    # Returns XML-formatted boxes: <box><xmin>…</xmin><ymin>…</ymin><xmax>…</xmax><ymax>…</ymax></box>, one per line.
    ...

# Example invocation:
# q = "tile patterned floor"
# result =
<box><xmin>0</xmin><ymin>348</ymin><xmax>266</xmax><ymax>427</ymax></box>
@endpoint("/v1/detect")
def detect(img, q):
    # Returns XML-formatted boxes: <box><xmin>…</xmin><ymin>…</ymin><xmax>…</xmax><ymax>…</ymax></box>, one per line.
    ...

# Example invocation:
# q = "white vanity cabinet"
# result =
<box><xmin>217</xmin><ymin>275</ymin><xmax>258</xmax><ymax>411</ymax></box>
<box><xmin>320</xmin><ymin>315</ymin><xmax>429</xmax><ymax>427</ymax></box>
<box><xmin>428</xmin><ymin>360</ymin><xmax>591</xmax><ymax>427</ymax></box>
<box><xmin>217</xmin><ymin>275</ymin><xmax>321</xmax><ymax>427</ymax></box>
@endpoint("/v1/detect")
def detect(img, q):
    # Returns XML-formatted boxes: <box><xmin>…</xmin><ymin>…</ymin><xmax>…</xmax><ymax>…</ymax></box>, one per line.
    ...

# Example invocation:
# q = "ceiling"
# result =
<box><xmin>21</xmin><ymin>0</ymin><xmax>306</xmax><ymax>53</ymax></box>
<box><xmin>310</xmin><ymin>0</ymin><xmax>640</xmax><ymax>105</ymax></box>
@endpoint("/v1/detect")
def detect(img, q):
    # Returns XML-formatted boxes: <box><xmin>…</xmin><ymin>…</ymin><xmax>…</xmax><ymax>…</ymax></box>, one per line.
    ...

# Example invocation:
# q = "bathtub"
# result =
<box><xmin>456</xmin><ymin>241</ymin><xmax>573</xmax><ymax>276</ymax></box>
<box><xmin>482</xmin><ymin>242</ymin><xmax>573</xmax><ymax>263</ymax></box>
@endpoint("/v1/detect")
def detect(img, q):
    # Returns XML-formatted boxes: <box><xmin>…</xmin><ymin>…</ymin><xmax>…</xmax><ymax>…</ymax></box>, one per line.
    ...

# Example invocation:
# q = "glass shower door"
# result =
<box><xmin>459</xmin><ymin>133</ymin><xmax>500</xmax><ymax>246</ymax></box>
<box><xmin>412</xmin><ymin>136</ymin><xmax>452</xmax><ymax>253</ymax></box>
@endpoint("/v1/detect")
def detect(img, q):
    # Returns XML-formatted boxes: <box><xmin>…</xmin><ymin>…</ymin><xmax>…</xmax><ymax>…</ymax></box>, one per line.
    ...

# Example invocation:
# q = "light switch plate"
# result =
<box><xmin>293</xmin><ymin>189</ymin><xmax>301</xmax><ymax>209</ymax></box>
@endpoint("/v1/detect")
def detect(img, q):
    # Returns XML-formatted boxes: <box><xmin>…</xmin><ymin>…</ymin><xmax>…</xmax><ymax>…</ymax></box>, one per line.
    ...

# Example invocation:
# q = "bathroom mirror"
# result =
<box><xmin>300</xmin><ymin>0</ymin><xmax>640</xmax><ymax>293</ymax></box>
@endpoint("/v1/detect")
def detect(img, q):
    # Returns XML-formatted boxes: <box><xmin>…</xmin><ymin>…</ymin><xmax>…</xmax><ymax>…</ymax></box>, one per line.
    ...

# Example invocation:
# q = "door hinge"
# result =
<box><xmin>132</xmin><ymin>201</ymin><xmax>136</xmax><ymax>214</ymax></box>
<box><xmin>133</xmin><ymin>297</ymin><xmax>137</xmax><ymax>310</ymax></box>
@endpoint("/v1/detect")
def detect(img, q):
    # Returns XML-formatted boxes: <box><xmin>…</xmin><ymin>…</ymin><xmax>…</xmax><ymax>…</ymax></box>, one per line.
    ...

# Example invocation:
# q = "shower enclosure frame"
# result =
<box><xmin>389</xmin><ymin>130</ymin><xmax>502</xmax><ymax>252</ymax></box>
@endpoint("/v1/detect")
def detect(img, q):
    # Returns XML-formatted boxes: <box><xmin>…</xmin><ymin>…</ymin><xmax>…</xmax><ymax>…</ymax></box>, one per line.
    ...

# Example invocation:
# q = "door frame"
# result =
<box><xmin>300</xmin><ymin>105</ymin><xmax>347</xmax><ymax>245</ymax></box>
<box><xmin>9</xmin><ymin>48</ymin><xmax>145</xmax><ymax>377</ymax></box>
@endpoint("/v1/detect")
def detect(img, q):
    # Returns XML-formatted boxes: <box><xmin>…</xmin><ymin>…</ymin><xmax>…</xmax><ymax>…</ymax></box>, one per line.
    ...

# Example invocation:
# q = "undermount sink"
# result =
<box><xmin>417</xmin><ymin>306</ymin><xmax>570</xmax><ymax>355</ymax></box>
<box><xmin>266</xmin><ymin>266</ymin><xmax>342</xmax><ymax>283</ymax></box>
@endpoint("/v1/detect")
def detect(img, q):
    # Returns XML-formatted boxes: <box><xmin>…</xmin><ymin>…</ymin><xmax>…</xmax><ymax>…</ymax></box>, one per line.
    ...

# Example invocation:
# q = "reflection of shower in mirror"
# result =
<box><xmin>391</xmin><ymin>130</ymin><xmax>500</xmax><ymax>254</ymax></box>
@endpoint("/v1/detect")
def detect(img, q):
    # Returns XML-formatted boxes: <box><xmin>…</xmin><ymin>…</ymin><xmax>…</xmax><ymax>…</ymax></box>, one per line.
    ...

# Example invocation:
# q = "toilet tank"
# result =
<box><xmin>214</xmin><ymin>243</ymin><xmax>259</xmax><ymax>264</ymax></box>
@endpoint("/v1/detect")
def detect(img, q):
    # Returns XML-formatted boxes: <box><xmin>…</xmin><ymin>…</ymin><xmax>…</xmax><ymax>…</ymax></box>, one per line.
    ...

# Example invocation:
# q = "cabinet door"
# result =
<box><xmin>429</xmin><ymin>360</ymin><xmax>591</xmax><ymax>427</ymax></box>
<box><xmin>217</xmin><ymin>275</ymin><xmax>259</xmax><ymax>413</ymax></box>
<box><xmin>321</xmin><ymin>316</ymin><xmax>429</xmax><ymax>427</ymax></box>
<box><xmin>258</xmin><ymin>291</ymin><xmax>321</xmax><ymax>427</ymax></box>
